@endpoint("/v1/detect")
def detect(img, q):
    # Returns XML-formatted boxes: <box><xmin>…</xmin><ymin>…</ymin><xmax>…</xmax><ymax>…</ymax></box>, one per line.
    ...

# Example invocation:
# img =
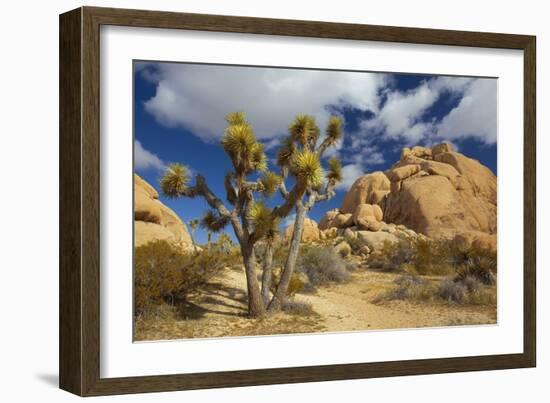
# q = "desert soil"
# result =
<box><xmin>134</xmin><ymin>267</ymin><xmax>497</xmax><ymax>341</ymax></box>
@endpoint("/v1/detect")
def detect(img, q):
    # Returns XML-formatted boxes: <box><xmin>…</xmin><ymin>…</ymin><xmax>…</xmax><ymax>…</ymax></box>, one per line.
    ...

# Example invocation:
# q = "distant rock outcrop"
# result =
<box><xmin>319</xmin><ymin>143</ymin><xmax>497</xmax><ymax>251</ymax></box>
<box><xmin>134</xmin><ymin>174</ymin><xmax>193</xmax><ymax>250</ymax></box>
<box><xmin>383</xmin><ymin>144</ymin><xmax>497</xmax><ymax>240</ymax></box>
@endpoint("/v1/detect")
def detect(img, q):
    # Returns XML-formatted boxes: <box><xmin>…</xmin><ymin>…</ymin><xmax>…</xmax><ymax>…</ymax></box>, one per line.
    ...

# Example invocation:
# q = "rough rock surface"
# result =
<box><xmin>453</xmin><ymin>231</ymin><xmax>497</xmax><ymax>252</ymax></box>
<box><xmin>284</xmin><ymin>217</ymin><xmax>320</xmax><ymax>242</ymax></box>
<box><xmin>319</xmin><ymin>209</ymin><xmax>339</xmax><ymax>230</ymax></box>
<box><xmin>356</xmin><ymin>231</ymin><xmax>399</xmax><ymax>251</ymax></box>
<box><xmin>340</xmin><ymin>172</ymin><xmax>391</xmax><ymax>214</ymax></box>
<box><xmin>383</xmin><ymin>144</ymin><xmax>496</xmax><ymax>238</ymax></box>
<box><xmin>134</xmin><ymin>174</ymin><xmax>193</xmax><ymax>249</ymax></box>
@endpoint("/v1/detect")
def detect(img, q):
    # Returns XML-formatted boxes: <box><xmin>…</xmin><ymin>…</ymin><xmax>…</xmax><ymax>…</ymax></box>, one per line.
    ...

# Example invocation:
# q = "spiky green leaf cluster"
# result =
<box><xmin>201</xmin><ymin>210</ymin><xmax>229</xmax><ymax>233</ymax></box>
<box><xmin>289</xmin><ymin>114</ymin><xmax>320</xmax><ymax>149</ymax></box>
<box><xmin>260</xmin><ymin>171</ymin><xmax>282</xmax><ymax>196</ymax></box>
<box><xmin>160</xmin><ymin>163</ymin><xmax>189</xmax><ymax>198</ymax></box>
<box><xmin>225</xmin><ymin>111</ymin><xmax>247</xmax><ymax>126</ymax></box>
<box><xmin>221</xmin><ymin>123</ymin><xmax>255</xmax><ymax>158</ymax></box>
<box><xmin>276</xmin><ymin>137</ymin><xmax>296</xmax><ymax>167</ymax></box>
<box><xmin>326</xmin><ymin>157</ymin><xmax>343</xmax><ymax>182</ymax></box>
<box><xmin>221</xmin><ymin>112</ymin><xmax>267</xmax><ymax>174</ymax></box>
<box><xmin>247</xmin><ymin>201</ymin><xmax>280</xmax><ymax>237</ymax></box>
<box><xmin>325</xmin><ymin>116</ymin><xmax>343</xmax><ymax>146</ymax></box>
<box><xmin>290</xmin><ymin>150</ymin><xmax>324</xmax><ymax>188</ymax></box>
<box><xmin>250</xmin><ymin>142</ymin><xmax>268</xmax><ymax>172</ymax></box>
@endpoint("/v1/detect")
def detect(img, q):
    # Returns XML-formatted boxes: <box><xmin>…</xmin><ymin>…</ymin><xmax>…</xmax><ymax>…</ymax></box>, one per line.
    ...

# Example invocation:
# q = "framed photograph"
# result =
<box><xmin>59</xmin><ymin>6</ymin><xmax>536</xmax><ymax>396</ymax></box>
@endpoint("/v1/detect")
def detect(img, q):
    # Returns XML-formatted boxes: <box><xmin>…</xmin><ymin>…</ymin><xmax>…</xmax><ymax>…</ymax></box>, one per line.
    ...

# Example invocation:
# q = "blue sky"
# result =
<box><xmin>134</xmin><ymin>61</ymin><xmax>497</xmax><ymax>244</ymax></box>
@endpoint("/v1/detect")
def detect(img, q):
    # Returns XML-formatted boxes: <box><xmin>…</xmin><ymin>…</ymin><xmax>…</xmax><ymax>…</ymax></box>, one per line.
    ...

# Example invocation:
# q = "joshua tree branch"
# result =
<box><xmin>272</xmin><ymin>180</ymin><xmax>307</xmax><ymax>218</ymax></box>
<box><xmin>194</xmin><ymin>175</ymin><xmax>245</xmax><ymax>242</ymax></box>
<box><xmin>316</xmin><ymin>136</ymin><xmax>339</xmax><ymax>158</ymax></box>
<box><xmin>314</xmin><ymin>180</ymin><xmax>337</xmax><ymax>203</ymax></box>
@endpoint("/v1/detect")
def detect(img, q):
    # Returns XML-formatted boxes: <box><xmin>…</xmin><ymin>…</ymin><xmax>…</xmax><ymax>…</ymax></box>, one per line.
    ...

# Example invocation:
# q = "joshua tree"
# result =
<box><xmin>161</xmin><ymin>112</ymin><xmax>283</xmax><ymax>317</ymax></box>
<box><xmin>188</xmin><ymin>219</ymin><xmax>199</xmax><ymax>252</ymax></box>
<box><xmin>161</xmin><ymin>112</ymin><xmax>343</xmax><ymax>316</ymax></box>
<box><xmin>200</xmin><ymin>210</ymin><xmax>223</xmax><ymax>248</ymax></box>
<box><xmin>267</xmin><ymin>115</ymin><xmax>344</xmax><ymax>311</ymax></box>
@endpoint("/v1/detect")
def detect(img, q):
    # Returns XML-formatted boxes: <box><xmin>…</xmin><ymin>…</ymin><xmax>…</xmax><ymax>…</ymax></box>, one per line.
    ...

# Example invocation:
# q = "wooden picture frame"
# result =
<box><xmin>59</xmin><ymin>6</ymin><xmax>536</xmax><ymax>396</ymax></box>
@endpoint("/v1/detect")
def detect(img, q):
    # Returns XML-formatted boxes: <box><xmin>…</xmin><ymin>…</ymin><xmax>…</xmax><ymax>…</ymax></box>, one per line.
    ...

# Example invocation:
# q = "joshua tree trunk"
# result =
<box><xmin>189</xmin><ymin>231</ymin><xmax>198</xmax><ymax>253</ymax></box>
<box><xmin>260</xmin><ymin>241</ymin><xmax>274</xmax><ymax>307</ymax></box>
<box><xmin>241</xmin><ymin>243</ymin><xmax>265</xmax><ymax>317</ymax></box>
<box><xmin>268</xmin><ymin>205</ymin><xmax>306</xmax><ymax>312</ymax></box>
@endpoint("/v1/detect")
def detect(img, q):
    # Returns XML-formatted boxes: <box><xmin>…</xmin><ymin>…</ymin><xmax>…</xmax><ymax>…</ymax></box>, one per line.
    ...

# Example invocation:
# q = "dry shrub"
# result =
<box><xmin>438</xmin><ymin>276</ymin><xmax>496</xmax><ymax>305</ymax></box>
<box><xmin>281</xmin><ymin>299</ymin><xmax>316</xmax><ymax>316</ymax></box>
<box><xmin>270</xmin><ymin>269</ymin><xmax>308</xmax><ymax>296</ymax></box>
<box><xmin>297</xmin><ymin>245</ymin><xmax>351</xmax><ymax>286</ymax></box>
<box><xmin>344</xmin><ymin>235</ymin><xmax>366</xmax><ymax>254</ymax></box>
<box><xmin>134</xmin><ymin>240</ymin><xmax>233</xmax><ymax>316</ymax></box>
<box><xmin>369</xmin><ymin>237</ymin><xmax>496</xmax><ymax>278</ymax></box>
<box><xmin>453</xmin><ymin>246</ymin><xmax>497</xmax><ymax>285</ymax></box>
<box><xmin>379</xmin><ymin>274</ymin><xmax>496</xmax><ymax>306</ymax></box>
<box><xmin>438</xmin><ymin>279</ymin><xmax>467</xmax><ymax>303</ymax></box>
<box><xmin>379</xmin><ymin>275</ymin><xmax>437</xmax><ymax>302</ymax></box>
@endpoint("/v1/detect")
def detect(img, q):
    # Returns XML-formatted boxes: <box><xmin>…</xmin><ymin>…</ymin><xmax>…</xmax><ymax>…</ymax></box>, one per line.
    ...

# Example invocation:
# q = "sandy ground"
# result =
<box><xmin>135</xmin><ymin>267</ymin><xmax>496</xmax><ymax>341</ymax></box>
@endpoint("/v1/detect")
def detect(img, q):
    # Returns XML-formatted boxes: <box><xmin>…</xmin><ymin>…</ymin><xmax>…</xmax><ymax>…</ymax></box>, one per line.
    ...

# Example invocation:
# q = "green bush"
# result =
<box><xmin>134</xmin><ymin>240</ymin><xmax>231</xmax><ymax>316</ymax></box>
<box><xmin>453</xmin><ymin>245</ymin><xmax>497</xmax><ymax>285</ymax></box>
<box><xmin>297</xmin><ymin>245</ymin><xmax>351</xmax><ymax>286</ymax></box>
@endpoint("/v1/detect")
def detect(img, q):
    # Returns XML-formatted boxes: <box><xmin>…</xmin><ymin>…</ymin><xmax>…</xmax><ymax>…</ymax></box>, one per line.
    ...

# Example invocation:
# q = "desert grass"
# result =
<box><xmin>374</xmin><ymin>274</ymin><xmax>497</xmax><ymax>307</ymax></box>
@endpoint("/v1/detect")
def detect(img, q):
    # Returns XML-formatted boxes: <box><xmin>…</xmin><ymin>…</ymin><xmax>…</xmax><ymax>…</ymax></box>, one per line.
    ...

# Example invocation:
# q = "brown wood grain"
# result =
<box><xmin>59</xmin><ymin>7</ymin><xmax>83</xmax><ymax>395</ymax></box>
<box><xmin>59</xmin><ymin>6</ymin><xmax>537</xmax><ymax>396</ymax></box>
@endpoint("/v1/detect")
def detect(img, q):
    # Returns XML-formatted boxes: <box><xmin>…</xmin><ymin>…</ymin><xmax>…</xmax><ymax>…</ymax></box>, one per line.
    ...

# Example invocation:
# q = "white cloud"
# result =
<box><xmin>435</xmin><ymin>79</ymin><xmax>497</xmax><ymax>144</ymax></box>
<box><xmin>335</xmin><ymin>164</ymin><xmax>364</xmax><ymax>191</ymax></box>
<box><xmin>134</xmin><ymin>140</ymin><xmax>166</xmax><ymax>171</ymax></box>
<box><xmin>142</xmin><ymin>63</ymin><xmax>388</xmax><ymax>142</ymax></box>
<box><xmin>363</xmin><ymin>82</ymin><xmax>439</xmax><ymax>141</ymax></box>
<box><xmin>359</xmin><ymin>76</ymin><xmax>495</xmax><ymax>145</ymax></box>
<box><xmin>263</xmin><ymin>138</ymin><xmax>281</xmax><ymax>151</ymax></box>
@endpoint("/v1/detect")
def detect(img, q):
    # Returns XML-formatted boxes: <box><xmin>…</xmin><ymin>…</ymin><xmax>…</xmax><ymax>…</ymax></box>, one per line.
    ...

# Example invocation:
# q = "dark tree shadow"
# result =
<box><xmin>176</xmin><ymin>300</ymin><xmax>246</xmax><ymax>319</ymax></box>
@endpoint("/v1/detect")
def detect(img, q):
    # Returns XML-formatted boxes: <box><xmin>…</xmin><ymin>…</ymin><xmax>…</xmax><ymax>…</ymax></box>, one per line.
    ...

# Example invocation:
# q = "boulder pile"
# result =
<box><xmin>317</xmin><ymin>142</ymin><xmax>497</xmax><ymax>253</ymax></box>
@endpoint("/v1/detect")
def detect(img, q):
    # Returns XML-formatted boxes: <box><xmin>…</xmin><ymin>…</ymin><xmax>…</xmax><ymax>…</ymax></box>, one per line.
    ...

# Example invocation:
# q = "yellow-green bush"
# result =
<box><xmin>134</xmin><ymin>240</ymin><xmax>232</xmax><ymax>316</ymax></box>
<box><xmin>369</xmin><ymin>237</ymin><xmax>496</xmax><ymax>278</ymax></box>
<box><xmin>270</xmin><ymin>269</ymin><xmax>307</xmax><ymax>296</ymax></box>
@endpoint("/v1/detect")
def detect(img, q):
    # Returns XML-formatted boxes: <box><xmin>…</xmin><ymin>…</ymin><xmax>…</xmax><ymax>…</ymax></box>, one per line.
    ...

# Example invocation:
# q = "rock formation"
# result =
<box><xmin>134</xmin><ymin>174</ymin><xmax>193</xmax><ymax>251</ymax></box>
<box><xmin>318</xmin><ymin>142</ymin><xmax>497</xmax><ymax>252</ymax></box>
<box><xmin>284</xmin><ymin>217</ymin><xmax>321</xmax><ymax>242</ymax></box>
<box><xmin>383</xmin><ymin>143</ymin><xmax>497</xmax><ymax>240</ymax></box>
<box><xmin>339</xmin><ymin>171</ymin><xmax>390</xmax><ymax>214</ymax></box>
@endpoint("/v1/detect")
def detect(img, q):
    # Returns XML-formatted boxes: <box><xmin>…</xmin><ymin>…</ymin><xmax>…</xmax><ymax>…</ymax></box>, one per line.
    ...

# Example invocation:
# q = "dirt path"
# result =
<box><xmin>297</xmin><ymin>269</ymin><xmax>496</xmax><ymax>331</ymax></box>
<box><xmin>135</xmin><ymin>267</ymin><xmax>496</xmax><ymax>341</ymax></box>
